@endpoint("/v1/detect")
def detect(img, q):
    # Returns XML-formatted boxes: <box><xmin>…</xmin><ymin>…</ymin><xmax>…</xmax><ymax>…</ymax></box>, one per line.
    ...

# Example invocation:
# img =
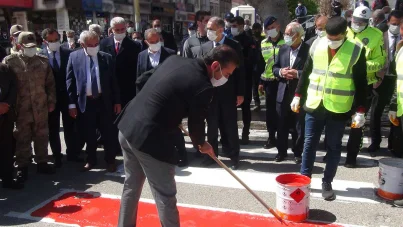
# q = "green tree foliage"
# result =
<box><xmin>288</xmin><ymin>0</ymin><xmax>318</xmax><ymax>19</ymax></box>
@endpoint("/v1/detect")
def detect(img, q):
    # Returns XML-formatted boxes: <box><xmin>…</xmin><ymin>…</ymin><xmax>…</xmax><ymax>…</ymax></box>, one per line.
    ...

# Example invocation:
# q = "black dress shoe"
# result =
<box><xmin>274</xmin><ymin>154</ymin><xmax>287</xmax><ymax>162</ymax></box>
<box><xmin>81</xmin><ymin>163</ymin><xmax>95</xmax><ymax>172</ymax></box>
<box><xmin>240</xmin><ymin>135</ymin><xmax>249</xmax><ymax>145</ymax></box>
<box><xmin>344</xmin><ymin>162</ymin><xmax>357</xmax><ymax>168</ymax></box>
<box><xmin>294</xmin><ymin>156</ymin><xmax>302</xmax><ymax>164</ymax></box>
<box><xmin>2</xmin><ymin>179</ymin><xmax>24</xmax><ymax>190</ymax></box>
<box><xmin>177</xmin><ymin>159</ymin><xmax>189</xmax><ymax>167</ymax></box>
<box><xmin>37</xmin><ymin>163</ymin><xmax>56</xmax><ymax>174</ymax></box>
<box><xmin>263</xmin><ymin>138</ymin><xmax>276</xmax><ymax>149</ymax></box>
<box><xmin>67</xmin><ymin>156</ymin><xmax>84</xmax><ymax>162</ymax></box>
<box><xmin>16</xmin><ymin>167</ymin><xmax>28</xmax><ymax>183</ymax></box>
<box><xmin>54</xmin><ymin>158</ymin><xmax>62</xmax><ymax>168</ymax></box>
<box><xmin>201</xmin><ymin>157</ymin><xmax>216</xmax><ymax>167</ymax></box>
<box><xmin>230</xmin><ymin>161</ymin><xmax>239</xmax><ymax>170</ymax></box>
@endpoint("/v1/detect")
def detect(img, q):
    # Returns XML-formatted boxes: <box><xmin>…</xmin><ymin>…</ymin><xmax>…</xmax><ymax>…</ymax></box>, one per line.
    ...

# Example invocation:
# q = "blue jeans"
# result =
<box><xmin>300</xmin><ymin>106</ymin><xmax>346</xmax><ymax>183</ymax></box>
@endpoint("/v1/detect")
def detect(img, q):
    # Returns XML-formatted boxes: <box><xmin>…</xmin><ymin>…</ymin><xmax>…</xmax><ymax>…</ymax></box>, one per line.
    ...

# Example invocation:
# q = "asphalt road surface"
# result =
<box><xmin>0</xmin><ymin>124</ymin><xmax>401</xmax><ymax>227</ymax></box>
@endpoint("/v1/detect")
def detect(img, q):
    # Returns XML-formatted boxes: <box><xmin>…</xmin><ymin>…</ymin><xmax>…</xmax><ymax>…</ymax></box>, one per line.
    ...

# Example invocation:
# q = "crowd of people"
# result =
<box><xmin>1</xmin><ymin>2</ymin><xmax>403</xmax><ymax>225</ymax></box>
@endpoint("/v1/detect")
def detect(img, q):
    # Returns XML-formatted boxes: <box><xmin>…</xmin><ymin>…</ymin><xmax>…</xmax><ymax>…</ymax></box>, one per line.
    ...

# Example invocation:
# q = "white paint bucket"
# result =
<box><xmin>275</xmin><ymin>174</ymin><xmax>311</xmax><ymax>222</ymax></box>
<box><xmin>377</xmin><ymin>158</ymin><xmax>403</xmax><ymax>200</ymax></box>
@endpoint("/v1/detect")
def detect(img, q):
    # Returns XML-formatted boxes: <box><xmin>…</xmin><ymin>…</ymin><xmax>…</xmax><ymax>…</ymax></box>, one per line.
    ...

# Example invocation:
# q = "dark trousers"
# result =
<box><xmin>174</xmin><ymin>128</ymin><xmax>187</xmax><ymax>161</ymax></box>
<box><xmin>276</xmin><ymin>94</ymin><xmax>304</xmax><ymax>157</ymax></box>
<box><xmin>48</xmin><ymin>95</ymin><xmax>78</xmax><ymax>159</ymax></box>
<box><xmin>77</xmin><ymin>97</ymin><xmax>117</xmax><ymax>165</ymax></box>
<box><xmin>370</xmin><ymin>76</ymin><xmax>396</xmax><ymax>147</ymax></box>
<box><xmin>252</xmin><ymin>72</ymin><xmax>260</xmax><ymax>105</ymax></box>
<box><xmin>207</xmin><ymin>93</ymin><xmax>240</xmax><ymax>158</ymax></box>
<box><xmin>264</xmin><ymin>80</ymin><xmax>278</xmax><ymax>138</ymax></box>
<box><xmin>241</xmin><ymin>77</ymin><xmax>253</xmax><ymax>136</ymax></box>
<box><xmin>0</xmin><ymin>112</ymin><xmax>14</xmax><ymax>183</ymax></box>
<box><xmin>346</xmin><ymin>85</ymin><xmax>373</xmax><ymax>164</ymax></box>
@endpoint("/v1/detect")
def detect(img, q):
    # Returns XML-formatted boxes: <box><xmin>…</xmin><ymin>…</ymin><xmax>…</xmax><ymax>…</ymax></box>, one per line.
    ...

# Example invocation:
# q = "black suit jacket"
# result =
<box><xmin>66</xmin><ymin>49</ymin><xmax>120</xmax><ymax>113</ymax></box>
<box><xmin>100</xmin><ymin>35</ymin><xmax>141</xmax><ymax>106</ymax></box>
<box><xmin>136</xmin><ymin>47</ymin><xmax>176</xmax><ymax>77</ymax></box>
<box><xmin>117</xmin><ymin>56</ymin><xmax>213</xmax><ymax>164</ymax></box>
<box><xmin>39</xmin><ymin>47</ymin><xmax>73</xmax><ymax>97</ymax></box>
<box><xmin>199</xmin><ymin>38</ymin><xmax>245</xmax><ymax>97</ymax></box>
<box><xmin>161</xmin><ymin>30</ymin><xmax>177</xmax><ymax>53</ymax></box>
<box><xmin>273</xmin><ymin>42</ymin><xmax>310</xmax><ymax>103</ymax></box>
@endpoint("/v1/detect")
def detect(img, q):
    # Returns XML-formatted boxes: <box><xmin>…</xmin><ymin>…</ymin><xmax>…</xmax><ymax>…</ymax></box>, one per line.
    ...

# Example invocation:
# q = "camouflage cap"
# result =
<box><xmin>18</xmin><ymin>32</ymin><xmax>37</xmax><ymax>48</ymax></box>
<box><xmin>10</xmin><ymin>24</ymin><xmax>23</xmax><ymax>36</ymax></box>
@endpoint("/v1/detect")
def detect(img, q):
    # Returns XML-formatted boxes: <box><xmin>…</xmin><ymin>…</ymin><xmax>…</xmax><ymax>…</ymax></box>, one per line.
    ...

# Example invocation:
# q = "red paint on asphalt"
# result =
<box><xmin>31</xmin><ymin>192</ymin><xmax>343</xmax><ymax>227</ymax></box>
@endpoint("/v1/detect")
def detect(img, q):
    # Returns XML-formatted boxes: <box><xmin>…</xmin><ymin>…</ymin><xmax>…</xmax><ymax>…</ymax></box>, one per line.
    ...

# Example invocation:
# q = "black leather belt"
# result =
<box><xmin>87</xmin><ymin>94</ymin><xmax>102</xmax><ymax>99</ymax></box>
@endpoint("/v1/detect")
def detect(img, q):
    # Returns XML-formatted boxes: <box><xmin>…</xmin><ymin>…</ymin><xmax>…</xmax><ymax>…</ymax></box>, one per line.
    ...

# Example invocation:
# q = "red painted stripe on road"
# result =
<box><xmin>30</xmin><ymin>192</ymin><xmax>344</xmax><ymax>227</ymax></box>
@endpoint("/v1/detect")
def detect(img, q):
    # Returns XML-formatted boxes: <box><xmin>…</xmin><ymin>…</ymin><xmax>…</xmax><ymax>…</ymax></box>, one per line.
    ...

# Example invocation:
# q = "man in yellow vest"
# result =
<box><xmin>345</xmin><ymin>6</ymin><xmax>386</xmax><ymax>166</ymax></box>
<box><xmin>293</xmin><ymin>17</ymin><xmax>368</xmax><ymax>200</ymax></box>
<box><xmin>258</xmin><ymin>16</ymin><xmax>285</xmax><ymax>149</ymax></box>
<box><xmin>388</xmin><ymin>21</ymin><xmax>403</xmax><ymax>208</ymax></box>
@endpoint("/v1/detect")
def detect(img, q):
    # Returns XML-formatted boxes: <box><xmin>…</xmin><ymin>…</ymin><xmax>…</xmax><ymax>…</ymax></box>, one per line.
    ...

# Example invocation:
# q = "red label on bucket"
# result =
<box><xmin>290</xmin><ymin>188</ymin><xmax>305</xmax><ymax>203</ymax></box>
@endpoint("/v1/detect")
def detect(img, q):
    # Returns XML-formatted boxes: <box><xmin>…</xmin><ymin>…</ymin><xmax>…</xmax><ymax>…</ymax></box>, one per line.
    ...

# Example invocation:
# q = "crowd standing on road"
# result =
<box><xmin>2</xmin><ymin>1</ymin><xmax>403</xmax><ymax>225</ymax></box>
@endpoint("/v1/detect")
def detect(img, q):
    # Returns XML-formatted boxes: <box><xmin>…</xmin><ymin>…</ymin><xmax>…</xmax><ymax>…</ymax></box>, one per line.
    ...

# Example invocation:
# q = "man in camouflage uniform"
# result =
<box><xmin>2</xmin><ymin>32</ymin><xmax>57</xmax><ymax>183</ymax></box>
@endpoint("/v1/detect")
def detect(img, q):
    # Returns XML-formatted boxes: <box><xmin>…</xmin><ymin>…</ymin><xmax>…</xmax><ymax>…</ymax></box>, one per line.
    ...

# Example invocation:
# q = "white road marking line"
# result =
<box><xmin>107</xmin><ymin>166</ymin><xmax>380</xmax><ymax>205</ymax></box>
<box><xmin>6</xmin><ymin>189</ymin><xmax>366</xmax><ymax>227</ymax></box>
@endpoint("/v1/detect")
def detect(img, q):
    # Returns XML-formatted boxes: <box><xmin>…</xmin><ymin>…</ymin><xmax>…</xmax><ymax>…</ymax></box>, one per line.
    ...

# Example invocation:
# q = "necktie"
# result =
<box><xmin>53</xmin><ymin>52</ymin><xmax>60</xmax><ymax>72</ymax></box>
<box><xmin>90</xmin><ymin>57</ymin><xmax>99</xmax><ymax>97</ymax></box>
<box><xmin>116</xmin><ymin>42</ymin><xmax>120</xmax><ymax>54</ymax></box>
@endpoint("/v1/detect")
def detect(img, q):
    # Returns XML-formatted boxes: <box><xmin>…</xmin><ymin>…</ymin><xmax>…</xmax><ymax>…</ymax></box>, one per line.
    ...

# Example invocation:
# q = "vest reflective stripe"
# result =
<box><xmin>305</xmin><ymin>37</ymin><xmax>363</xmax><ymax>113</ymax></box>
<box><xmin>261</xmin><ymin>38</ymin><xmax>285</xmax><ymax>80</ymax></box>
<box><xmin>395</xmin><ymin>48</ymin><xmax>403</xmax><ymax>116</ymax></box>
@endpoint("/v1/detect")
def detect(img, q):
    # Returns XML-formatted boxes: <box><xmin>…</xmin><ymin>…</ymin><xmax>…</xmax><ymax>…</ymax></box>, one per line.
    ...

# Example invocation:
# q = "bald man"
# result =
<box><xmin>152</xmin><ymin>19</ymin><xmax>177</xmax><ymax>52</ymax></box>
<box><xmin>306</xmin><ymin>15</ymin><xmax>328</xmax><ymax>46</ymax></box>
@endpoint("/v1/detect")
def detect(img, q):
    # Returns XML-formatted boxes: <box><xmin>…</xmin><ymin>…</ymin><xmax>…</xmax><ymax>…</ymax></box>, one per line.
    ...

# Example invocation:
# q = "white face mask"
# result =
<box><xmin>210</xmin><ymin>64</ymin><xmax>228</xmax><ymax>87</ymax></box>
<box><xmin>155</xmin><ymin>27</ymin><xmax>162</xmax><ymax>33</ymax></box>
<box><xmin>114</xmin><ymin>32</ymin><xmax>126</xmax><ymax>41</ymax></box>
<box><xmin>160</xmin><ymin>42</ymin><xmax>164</xmax><ymax>47</ymax></box>
<box><xmin>127</xmin><ymin>27</ymin><xmax>134</xmax><ymax>34</ymax></box>
<box><xmin>328</xmin><ymin>38</ymin><xmax>344</xmax><ymax>49</ymax></box>
<box><xmin>148</xmin><ymin>42</ymin><xmax>161</xmax><ymax>52</ymax></box>
<box><xmin>48</xmin><ymin>41</ymin><xmax>60</xmax><ymax>52</ymax></box>
<box><xmin>284</xmin><ymin>35</ymin><xmax>295</xmax><ymax>46</ymax></box>
<box><xmin>225</xmin><ymin>22</ymin><xmax>231</xmax><ymax>28</ymax></box>
<box><xmin>351</xmin><ymin>23</ymin><xmax>366</xmax><ymax>33</ymax></box>
<box><xmin>22</xmin><ymin>47</ymin><xmax>37</xmax><ymax>57</ymax></box>
<box><xmin>189</xmin><ymin>30</ymin><xmax>196</xmax><ymax>36</ymax></box>
<box><xmin>207</xmin><ymin>29</ymin><xmax>218</xmax><ymax>41</ymax></box>
<box><xmin>389</xmin><ymin>24</ymin><xmax>400</xmax><ymax>35</ymax></box>
<box><xmin>86</xmin><ymin>45</ymin><xmax>99</xmax><ymax>57</ymax></box>
<box><xmin>68</xmin><ymin>37</ymin><xmax>75</xmax><ymax>44</ymax></box>
<box><xmin>266</xmin><ymin>28</ymin><xmax>278</xmax><ymax>38</ymax></box>
<box><xmin>231</xmin><ymin>27</ymin><xmax>239</xmax><ymax>36</ymax></box>
<box><xmin>316</xmin><ymin>29</ymin><xmax>326</xmax><ymax>38</ymax></box>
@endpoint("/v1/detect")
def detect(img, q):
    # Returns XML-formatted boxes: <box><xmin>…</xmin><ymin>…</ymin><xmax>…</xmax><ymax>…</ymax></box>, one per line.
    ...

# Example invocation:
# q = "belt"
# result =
<box><xmin>87</xmin><ymin>94</ymin><xmax>102</xmax><ymax>100</ymax></box>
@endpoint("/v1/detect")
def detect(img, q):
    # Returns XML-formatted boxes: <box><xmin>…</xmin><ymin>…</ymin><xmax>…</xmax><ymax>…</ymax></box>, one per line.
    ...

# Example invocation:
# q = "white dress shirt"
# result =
<box><xmin>46</xmin><ymin>46</ymin><xmax>60</xmax><ymax>68</ymax></box>
<box><xmin>388</xmin><ymin>30</ymin><xmax>401</xmax><ymax>62</ymax></box>
<box><xmin>148</xmin><ymin>48</ymin><xmax>161</xmax><ymax>68</ymax></box>
<box><xmin>68</xmin><ymin>53</ymin><xmax>102</xmax><ymax>109</ymax></box>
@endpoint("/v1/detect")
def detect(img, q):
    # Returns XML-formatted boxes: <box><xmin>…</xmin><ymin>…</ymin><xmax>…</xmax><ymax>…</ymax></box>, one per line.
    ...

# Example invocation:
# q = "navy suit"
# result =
<box><xmin>272</xmin><ymin>42</ymin><xmax>310</xmax><ymax>157</ymax></box>
<box><xmin>136</xmin><ymin>47</ymin><xmax>176</xmax><ymax>77</ymax></box>
<box><xmin>40</xmin><ymin>47</ymin><xmax>79</xmax><ymax>160</ymax></box>
<box><xmin>66</xmin><ymin>49</ymin><xmax>120</xmax><ymax>165</ymax></box>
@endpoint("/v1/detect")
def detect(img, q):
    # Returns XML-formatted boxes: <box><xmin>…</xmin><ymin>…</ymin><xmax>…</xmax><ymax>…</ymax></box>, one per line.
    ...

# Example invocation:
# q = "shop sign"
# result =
<box><xmin>102</xmin><ymin>0</ymin><xmax>115</xmax><ymax>12</ymax></box>
<box><xmin>114</xmin><ymin>3</ymin><xmax>134</xmax><ymax>15</ymax></box>
<box><xmin>34</xmin><ymin>0</ymin><xmax>65</xmax><ymax>10</ymax></box>
<box><xmin>82</xmin><ymin>0</ymin><xmax>103</xmax><ymax>12</ymax></box>
<box><xmin>0</xmin><ymin>0</ymin><xmax>33</xmax><ymax>8</ymax></box>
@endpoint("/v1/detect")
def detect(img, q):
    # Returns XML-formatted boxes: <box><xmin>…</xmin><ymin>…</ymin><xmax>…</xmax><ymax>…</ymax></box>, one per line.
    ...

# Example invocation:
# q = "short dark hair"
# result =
<box><xmin>325</xmin><ymin>16</ymin><xmax>347</xmax><ymax>36</ymax></box>
<box><xmin>42</xmin><ymin>28</ymin><xmax>59</xmax><ymax>40</ymax></box>
<box><xmin>388</xmin><ymin>10</ymin><xmax>403</xmax><ymax>21</ymax></box>
<box><xmin>203</xmin><ymin>44</ymin><xmax>240</xmax><ymax>67</ymax></box>
<box><xmin>195</xmin><ymin>11</ymin><xmax>211</xmax><ymax>23</ymax></box>
<box><xmin>234</xmin><ymin>16</ymin><xmax>245</xmax><ymax>26</ymax></box>
<box><xmin>252</xmin><ymin>23</ymin><xmax>262</xmax><ymax>30</ymax></box>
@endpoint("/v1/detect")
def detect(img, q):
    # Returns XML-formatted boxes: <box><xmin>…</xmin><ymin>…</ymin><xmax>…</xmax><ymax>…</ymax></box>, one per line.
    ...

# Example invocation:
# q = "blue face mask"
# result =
<box><xmin>284</xmin><ymin>34</ymin><xmax>296</xmax><ymax>46</ymax></box>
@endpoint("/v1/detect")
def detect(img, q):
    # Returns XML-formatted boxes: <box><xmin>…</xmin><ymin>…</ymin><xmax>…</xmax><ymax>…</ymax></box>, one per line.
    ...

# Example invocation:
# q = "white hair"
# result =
<box><xmin>287</xmin><ymin>22</ymin><xmax>305</xmax><ymax>37</ymax></box>
<box><xmin>79</xmin><ymin>30</ymin><xmax>99</xmax><ymax>44</ymax></box>
<box><xmin>89</xmin><ymin>24</ymin><xmax>102</xmax><ymax>36</ymax></box>
<box><xmin>110</xmin><ymin>17</ymin><xmax>126</xmax><ymax>28</ymax></box>
<box><xmin>144</xmin><ymin>28</ymin><xmax>159</xmax><ymax>40</ymax></box>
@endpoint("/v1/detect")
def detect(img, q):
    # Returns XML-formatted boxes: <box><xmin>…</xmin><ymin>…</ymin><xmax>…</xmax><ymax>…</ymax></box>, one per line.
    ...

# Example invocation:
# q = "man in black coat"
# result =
<box><xmin>272</xmin><ymin>22</ymin><xmax>310</xmax><ymax>164</ymax></box>
<box><xmin>152</xmin><ymin>19</ymin><xmax>177</xmax><ymax>53</ymax></box>
<box><xmin>40</xmin><ymin>28</ymin><xmax>81</xmax><ymax>167</ymax></box>
<box><xmin>198</xmin><ymin>17</ymin><xmax>245</xmax><ymax>170</ymax></box>
<box><xmin>100</xmin><ymin>17</ymin><xmax>142</xmax><ymax>107</ymax></box>
<box><xmin>116</xmin><ymin>45</ymin><xmax>239</xmax><ymax>227</ymax></box>
<box><xmin>0</xmin><ymin>63</ymin><xmax>23</xmax><ymax>189</ymax></box>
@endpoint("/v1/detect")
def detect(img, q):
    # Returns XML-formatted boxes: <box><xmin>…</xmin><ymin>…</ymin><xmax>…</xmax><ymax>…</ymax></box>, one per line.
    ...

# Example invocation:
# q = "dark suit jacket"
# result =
<box><xmin>161</xmin><ymin>30</ymin><xmax>177</xmax><ymax>53</ymax></box>
<box><xmin>100</xmin><ymin>35</ymin><xmax>141</xmax><ymax>106</ymax></box>
<box><xmin>66</xmin><ymin>49</ymin><xmax>120</xmax><ymax>113</ymax></box>
<box><xmin>39</xmin><ymin>47</ymin><xmax>73</xmax><ymax>97</ymax></box>
<box><xmin>199</xmin><ymin>38</ymin><xmax>245</xmax><ymax>97</ymax></box>
<box><xmin>136</xmin><ymin>47</ymin><xmax>176</xmax><ymax>77</ymax></box>
<box><xmin>273</xmin><ymin>42</ymin><xmax>310</xmax><ymax>104</ymax></box>
<box><xmin>0</xmin><ymin>63</ymin><xmax>16</xmax><ymax>107</ymax></box>
<box><xmin>61</xmin><ymin>42</ymin><xmax>81</xmax><ymax>50</ymax></box>
<box><xmin>117</xmin><ymin>56</ymin><xmax>213</xmax><ymax>164</ymax></box>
